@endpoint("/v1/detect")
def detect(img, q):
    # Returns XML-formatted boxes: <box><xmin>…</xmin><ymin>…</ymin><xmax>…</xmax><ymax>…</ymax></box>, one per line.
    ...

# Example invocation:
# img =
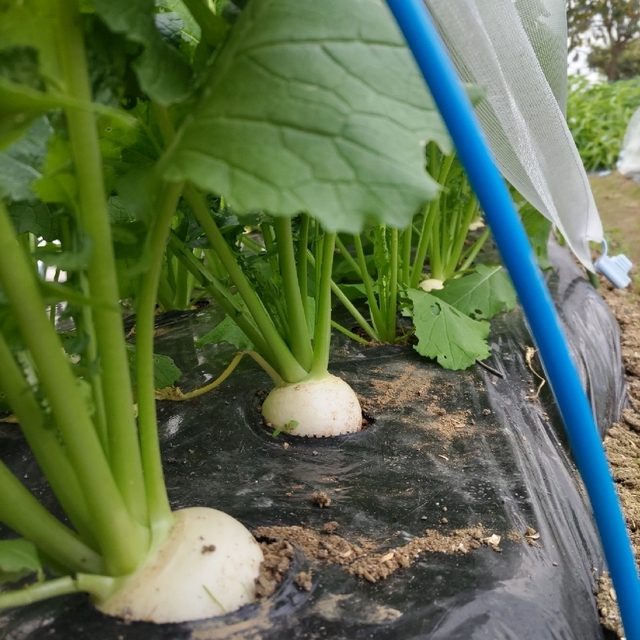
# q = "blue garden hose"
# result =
<box><xmin>385</xmin><ymin>1</ymin><xmax>640</xmax><ymax>638</ymax></box>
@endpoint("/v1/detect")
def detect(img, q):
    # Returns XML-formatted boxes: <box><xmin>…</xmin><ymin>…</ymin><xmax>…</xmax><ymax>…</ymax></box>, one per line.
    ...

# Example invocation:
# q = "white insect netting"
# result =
<box><xmin>618</xmin><ymin>106</ymin><xmax>640</xmax><ymax>183</ymax></box>
<box><xmin>423</xmin><ymin>0</ymin><xmax>603</xmax><ymax>270</ymax></box>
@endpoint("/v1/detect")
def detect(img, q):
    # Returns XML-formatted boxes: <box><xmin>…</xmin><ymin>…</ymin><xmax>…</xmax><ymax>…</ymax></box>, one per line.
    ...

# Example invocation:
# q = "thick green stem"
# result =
<box><xmin>181</xmin><ymin>0</ymin><xmax>228</xmax><ymax>46</ymax></box>
<box><xmin>410</xmin><ymin>152</ymin><xmax>456</xmax><ymax>288</ymax></box>
<box><xmin>0</xmin><ymin>577</ymin><xmax>78</xmax><ymax>611</ymax></box>
<box><xmin>307</xmin><ymin>250</ymin><xmax>378</xmax><ymax>342</ymax></box>
<box><xmin>168</xmin><ymin>232</ymin><xmax>275</xmax><ymax>362</ymax></box>
<box><xmin>185</xmin><ymin>185</ymin><xmax>307</xmax><ymax>383</ymax></box>
<box><xmin>331</xmin><ymin>320</ymin><xmax>371</xmax><ymax>346</ymax></box>
<box><xmin>311</xmin><ymin>232</ymin><xmax>336</xmax><ymax>376</ymax></box>
<box><xmin>260</xmin><ymin>222</ymin><xmax>280</xmax><ymax>277</ymax></box>
<box><xmin>0</xmin><ymin>460</ymin><xmax>104</xmax><ymax>574</ymax></box>
<box><xmin>0</xmin><ymin>335</ymin><xmax>98</xmax><ymax>549</ymax></box>
<box><xmin>430</xmin><ymin>212</ymin><xmax>444</xmax><ymax>281</ymax></box>
<box><xmin>410</xmin><ymin>202</ymin><xmax>436</xmax><ymax>287</ymax></box>
<box><xmin>445</xmin><ymin>193</ymin><xmax>479</xmax><ymax>278</ymax></box>
<box><xmin>157</xmin><ymin>272</ymin><xmax>176</xmax><ymax>310</ymax></box>
<box><xmin>173</xmin><ymin>257</ymin><xmax>194</xmax><ymax>309</ymax></box>
<box><xmin>297</xmin><ymin>214</ymin><xmax>310</xmax><ymax>321</ymax></box>
<box><xmin>353</xmin><ymin>235</ymin><xmax>385</xmax><ymax>337</ymax></box>
<box><xmin>76</xmin><ymin>272</ymin><xmax>109</xmax><ymax>456</ymax></box>
<box><xmin>273</xmin><ymin>217</ymin><xmax>313</xmax><ymax>370</ymax></box>
<box><xmin>335</xmin><ymin>236</ymin><xmax>363</xmax><ymax>278</ymax></box>
<box><xmin>56</xmin><ymin>0</ymin><xmax>147</xmax><ymax>526</ymax></box>
<box><xmin>0</xmin><ymin>203</ymin><xmax>147</xmax><ymax>576</ymax></box>
<box><xmin>386</xmin><ymin>229</ymin><xmax>399</xmax><ymax>342</ymax></box>
<box><xmin>401</xmin><ymin>226</ymin><xmax>412</xmax><ymax>288</ymax></box>
<box><xmin>135</xmin><ymin>181</ymin><xmax>184</xmax><ymax>533</ymax></box>
<box><xmin>459</xmin><ymin>227</ymin><xmax>490</xmax><ymax>273</ymax></box>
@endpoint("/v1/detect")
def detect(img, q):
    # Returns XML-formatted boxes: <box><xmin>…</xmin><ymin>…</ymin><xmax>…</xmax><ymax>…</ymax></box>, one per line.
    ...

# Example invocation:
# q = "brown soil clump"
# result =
<box><xmin>255</xmin><ymin>539</ymin><xmax>294</xmax><ymax>599</ymax></box>
<box><xmin>595</xmin><ymin>572</ymin><xmax>624</xmax><ymax>638</ymax></box>
<box><xmin>310</xmin><ymin>491</ymin><xmax>331</xmax><ymax>508</ymax></box>
<box><xmin>254</xmin><ymin>523</ymin><xmax>494</xmax><ymax>586</ymax></box>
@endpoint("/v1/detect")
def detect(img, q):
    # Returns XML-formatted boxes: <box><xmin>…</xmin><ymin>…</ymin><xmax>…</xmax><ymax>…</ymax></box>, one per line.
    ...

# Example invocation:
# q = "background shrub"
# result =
<box><xmin>567</xmin><ymin>76</ymin><xmax>640</xmax><ymax>171</ymax></box>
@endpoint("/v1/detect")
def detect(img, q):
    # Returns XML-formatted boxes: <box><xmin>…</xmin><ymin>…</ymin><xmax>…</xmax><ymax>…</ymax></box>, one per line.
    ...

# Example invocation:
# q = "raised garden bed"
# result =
<box><xmin>0</xmin><ymin>242</ymin><xmax>625</xmax><ymax>640</ymax></box>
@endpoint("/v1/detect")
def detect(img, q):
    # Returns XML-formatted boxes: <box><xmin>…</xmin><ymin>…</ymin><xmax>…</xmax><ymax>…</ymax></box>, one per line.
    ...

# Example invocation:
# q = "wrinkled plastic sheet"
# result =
<box><xmin>0</xmin><ymin>243</ymin><xmax>626</xmax><ymax>639</ymax></box>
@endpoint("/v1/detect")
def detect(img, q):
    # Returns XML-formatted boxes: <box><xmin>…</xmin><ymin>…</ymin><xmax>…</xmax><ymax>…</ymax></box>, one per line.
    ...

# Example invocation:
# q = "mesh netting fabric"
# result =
<box><xmin>424</xmin><ymin>0</ymin><xmax>602</xmax><ymax>269</ymax></box>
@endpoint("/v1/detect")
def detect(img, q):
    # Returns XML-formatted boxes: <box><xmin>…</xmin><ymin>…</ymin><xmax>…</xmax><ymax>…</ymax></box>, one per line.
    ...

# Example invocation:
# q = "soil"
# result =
<box><xmin>362</xmin><ymin>365</ymin><xmax>476</xmax><ymax>443</ymax></box>
<box><xmin>252</xmin><ymin>521</ymin><xmax>504</xmax><ymax>592</ymax></box>
<box><xmin>589</xmin><ymin>172</ymin><xmax>640</xmax><ymax>284</ymax></box>
<box><xmin>592</xmin><ymin>280</ymin><xmax>640</xmax><ymax>638</ymax></box>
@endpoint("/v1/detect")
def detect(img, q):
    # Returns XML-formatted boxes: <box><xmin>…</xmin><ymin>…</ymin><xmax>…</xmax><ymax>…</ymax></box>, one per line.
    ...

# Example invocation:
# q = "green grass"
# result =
<box><xmin>567</xmin><ymin>77</ymin><xmax>640</xmax><ymax>171</ymax></box>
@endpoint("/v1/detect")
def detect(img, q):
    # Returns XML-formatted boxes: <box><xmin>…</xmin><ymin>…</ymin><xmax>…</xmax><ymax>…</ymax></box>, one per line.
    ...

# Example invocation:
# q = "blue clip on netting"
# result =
<box><xmin>595</xmin><ymin>240</ymin><xmax>634</xmax><ymax>289</ymax></box>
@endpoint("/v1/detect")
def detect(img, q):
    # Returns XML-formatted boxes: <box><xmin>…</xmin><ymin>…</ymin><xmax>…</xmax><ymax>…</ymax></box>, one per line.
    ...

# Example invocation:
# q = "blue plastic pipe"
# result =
<box><xmin>385</xmin><ymin>1</ymin><xmax>640</xmax><ymax>638</ymax></box>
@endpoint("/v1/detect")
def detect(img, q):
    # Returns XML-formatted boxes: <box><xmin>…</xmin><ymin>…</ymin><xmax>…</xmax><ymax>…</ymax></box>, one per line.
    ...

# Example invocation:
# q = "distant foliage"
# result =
<box><xmin>567</xmin><ymin>77</ymin><xmax>640</xmax><ymax>171</ymax></box>
<box><xmin>567</xmin><ymin>0</ymin><xmax>640</xmax><ymax>81</ymax></box>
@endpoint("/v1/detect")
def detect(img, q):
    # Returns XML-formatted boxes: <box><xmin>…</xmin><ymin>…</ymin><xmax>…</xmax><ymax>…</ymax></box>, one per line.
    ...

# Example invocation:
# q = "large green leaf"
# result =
<box><xmin>408</xmin><ymin>289</ymin><xmax>490</xmax><ymax>370</ymax></box>
<box><xmin>165</xmin><ymin>0</ymin><xmax>451</xmax><ymax>233</ymax></box>
<box><xmin>90</xmin><ymin>0</ymin><xmax>193</xmax><ymax>105</ymax></box>
<box><xmin>432</xmin><ymin>265</ymin><xmax>516</xmax><ymax>321</ymax></box>
<box><xmin>0</xmin><ymin>1</ymin><xmax>59</xmax><ymax>147</ymax></box>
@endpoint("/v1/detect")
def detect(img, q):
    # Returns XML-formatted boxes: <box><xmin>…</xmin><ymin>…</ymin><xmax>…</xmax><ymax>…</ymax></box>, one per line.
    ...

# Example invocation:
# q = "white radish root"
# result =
<box><xmin>262</xmin><ymin>374</ymin><xmax>363</xmax><ymax>437</ymax></box>
<box><xmin>96</xmin><ymin>507</ymin><xmax>263</xmax><ymax>623</ymax></box>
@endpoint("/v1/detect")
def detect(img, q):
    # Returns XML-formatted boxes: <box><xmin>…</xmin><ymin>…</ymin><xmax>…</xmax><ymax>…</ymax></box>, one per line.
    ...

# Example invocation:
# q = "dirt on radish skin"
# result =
<box><xmin>96</xmin><ymin>508</ymin><xmax>263</xmax><ymax>624</ymax></box>
<box><xmin>261</xmin><ymin>374</ymin><xmax>363</xmax><ymax>437</ymax></box>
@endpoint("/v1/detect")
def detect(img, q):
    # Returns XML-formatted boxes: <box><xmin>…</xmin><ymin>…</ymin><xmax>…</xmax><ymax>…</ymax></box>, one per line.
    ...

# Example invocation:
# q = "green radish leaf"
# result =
<box><xmin>0</xmin><ymin>1</ymin><xmax>61</xmax><ymax>87</ymax></box>
<box><xmin>126</xmin><ymin>346</ymin><xmax>183</xmax><ymax>389</ymax></box>
<box><xmin>165</xmin><ymin>0</ymin><xmax>452</xmax><ymax>233</ymax></box>
<box><xmin>8</xmin><ymin>201</ymin><xmax>60</xmax><ymax>241</ymax></box>
<box><xmin>152</xmin><ymin>353</ymin><xmax>183</xmax><ymax>389</ymax></box>
<box><xmin>337</xmin><ymin>283</ymin><xmax>368</xmax><ymax>301</ymax></box>
<box><xmin>0</xmin><ymin>538</ymin><xmax>43</xmax><ymax>585</ymax></box>
<box><xmin>34</xmin><ymin>133</ymin><xmax>76</xmax><ymax>206</ymax></box>
<box><xmin>196</xmin><ymin>315</ymin><xmax>255</xmax><ymax>350</ymax></box>
<box><xmin>0</xmin><ymin>78</ymin><xmax>56</xmax><ymax>151</ymax></box>
<box><xmin>372</xmin><ymin>226</ymin><xmax>392</xmax><ymax>280</ymax></box>
<box><xmin>34</xmin><ymin>236</ymin><xmax>93</xmax><ymax>272</ymax></box>
<box><xmin>520</xmin><ymin>205</ymin><xmax>552</xmax><ymax>270</ymax></box>
<box><xmin>0</xmin><ymin>3</ymin><xmax>61</xmax><ymax>147</ymax></box>
<box><xmin>408</xmin><ymin>289</ymin><xmax>490</xmax><ymax>370</ymax></box>
<box><xmin>108</xmin><ymin>195</ymin><xmax>136</xmax><ymax>224</ymax></box>
<box><xmin>156</xmin><ymin>0</ymin><xmax>201</xmax><ymax>45</ymax></box>
<box><xmin>90</xmin><ymin>0</ymin><xmax>193</xmax><ymax>105</ymax></box>
<box><xmin>432</xmin><ymin>265</ymin><xmax>516</xmax><ymax>320</ymax></box>
<box><xmin>154</xmin><ymin>12</ymin><xmax>184</xmax><ymax>46</ymax></box>
<box><xmin>0</xmin><ymin>117</ymin><xmax>51</xmax><ymax>201</ymax></box>
<box><xmin>305</xmin><ymin>296</ymin><xmax>316</xmax><ymax>340</ymax></box>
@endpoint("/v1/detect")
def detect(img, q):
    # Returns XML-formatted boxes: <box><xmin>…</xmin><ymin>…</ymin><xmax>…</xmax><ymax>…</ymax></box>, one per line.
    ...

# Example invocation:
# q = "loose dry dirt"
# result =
<box><xmin>593</xmin><ymin>280</ymin><xmax>640</xmax><ymax>639</ymax></box>
<box><xmin>589</xmin><ymin>172</ymin><xmax>640</xmax><ymax>284</ymax></box>
<box><xmin>253</xmin><ymin>522</ymin><xmax>502</xmax><ymax>599</ymax></box>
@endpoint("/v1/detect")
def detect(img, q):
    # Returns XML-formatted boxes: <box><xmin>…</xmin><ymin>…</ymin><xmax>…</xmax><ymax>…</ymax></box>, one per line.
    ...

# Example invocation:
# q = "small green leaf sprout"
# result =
<box><xmin>271</xmin><ymin>420</ymin><xmax>299</xmax><ymax>438</ymax></box>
